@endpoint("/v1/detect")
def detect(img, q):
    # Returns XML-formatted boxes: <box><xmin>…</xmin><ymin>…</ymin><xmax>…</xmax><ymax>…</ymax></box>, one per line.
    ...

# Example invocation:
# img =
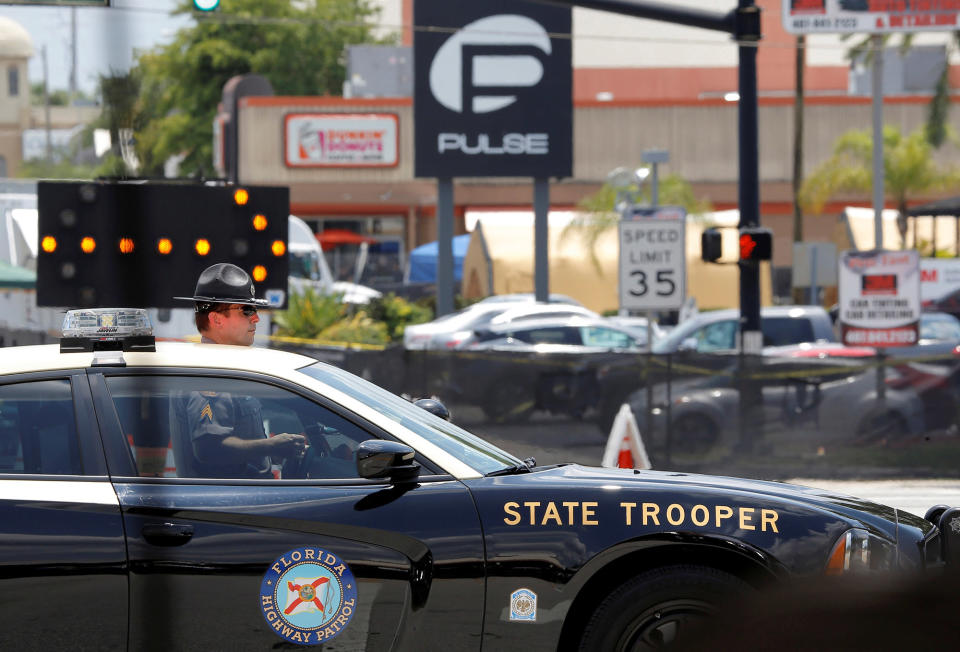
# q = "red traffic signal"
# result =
<box><xmin>739</xmin><ymin>228</ymin><xmax>772</xmax><ymax>261</ymax></box>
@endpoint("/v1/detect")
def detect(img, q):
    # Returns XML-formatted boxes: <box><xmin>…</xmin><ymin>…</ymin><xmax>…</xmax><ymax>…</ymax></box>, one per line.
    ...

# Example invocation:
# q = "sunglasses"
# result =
<box><xmin>220</xmin><ymin>305</ymin><xmax>258</xmax><ymax>317</ymax></box>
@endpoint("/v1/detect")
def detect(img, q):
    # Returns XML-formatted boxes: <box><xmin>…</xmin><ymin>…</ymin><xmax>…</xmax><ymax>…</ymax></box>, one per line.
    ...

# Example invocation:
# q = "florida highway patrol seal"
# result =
<box><xmin>260</xmin><ymin>546</ymin><xmax>358</xmax><ymax>646</ymax></box>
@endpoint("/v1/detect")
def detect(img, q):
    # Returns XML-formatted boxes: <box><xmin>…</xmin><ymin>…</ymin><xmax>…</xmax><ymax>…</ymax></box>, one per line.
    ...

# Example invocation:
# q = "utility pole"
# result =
<box><xmin>69</xmin><ymin>7</ymin><xmax>78</xmax><ymax>98</ymax></box>
<box><xmin>539</xmin><ymin>0</ymin><xmax>763</xmax><ymax>343</ymax></box>
<box><xmin>42</xmin><ymin>45</ymin><xmax>52</xmax><ymax>163</ymax></box>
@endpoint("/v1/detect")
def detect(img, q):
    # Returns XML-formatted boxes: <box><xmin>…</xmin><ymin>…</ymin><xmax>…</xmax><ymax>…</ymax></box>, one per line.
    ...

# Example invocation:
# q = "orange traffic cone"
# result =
<box><xmin>601</xmin><ymin>403</ymin><xmax>651</xmax><ymax>470</ymax></box>
<box><xmin>616</xmin><ymin>436</ymin><xmax>634</xmax><ymax>468</ymax></box>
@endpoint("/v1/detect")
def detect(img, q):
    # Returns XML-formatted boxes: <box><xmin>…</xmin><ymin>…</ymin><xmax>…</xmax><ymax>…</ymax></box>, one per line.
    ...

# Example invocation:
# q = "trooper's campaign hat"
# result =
<box><xmin>174</xmin><ymin>262</ymin><xmax>269</xmax><ymax>310</ymax></box>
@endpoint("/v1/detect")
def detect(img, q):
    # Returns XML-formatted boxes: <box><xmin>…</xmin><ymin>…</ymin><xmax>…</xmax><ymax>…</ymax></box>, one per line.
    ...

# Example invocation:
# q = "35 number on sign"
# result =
<box><xmin>627</xmin><ymin>270</ymin><xmax>676</xmax><ymax>298</ymax></box>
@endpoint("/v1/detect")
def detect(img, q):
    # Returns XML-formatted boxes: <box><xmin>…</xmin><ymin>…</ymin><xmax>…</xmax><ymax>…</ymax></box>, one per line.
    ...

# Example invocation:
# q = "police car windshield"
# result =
<box><xmin>298</xmin><ymin>362</ymin><xmax>524</xmax><ymax>475</ymax></box>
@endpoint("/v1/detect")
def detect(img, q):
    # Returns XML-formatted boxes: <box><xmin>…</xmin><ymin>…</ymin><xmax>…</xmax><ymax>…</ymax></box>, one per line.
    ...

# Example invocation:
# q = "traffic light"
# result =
<box><xmin>193</xmin><ymin>0</ymin><xmax>220</xmax><ymax>11</ymax></box>
<box><xmin>37</xmin><ymin>181</ymin><xmax>290</xmax><ymax>309</ymax></box>
<box><xmin>738</xmin><ymin>227</ymin><xmax>773</xmax><ymax>262</ymax></box>
<box><xmin>701</xmin><ymin>228</ymin><xmax>722</xmax><ymax>263</ymax></box>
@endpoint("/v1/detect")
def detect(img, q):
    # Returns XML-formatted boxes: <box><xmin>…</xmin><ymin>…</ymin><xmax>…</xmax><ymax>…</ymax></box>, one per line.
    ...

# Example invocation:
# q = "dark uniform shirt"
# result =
<box><xmin>186</xmin><ymin>391</ymin><xmax>271</xmax><ymax>478</ymax></box>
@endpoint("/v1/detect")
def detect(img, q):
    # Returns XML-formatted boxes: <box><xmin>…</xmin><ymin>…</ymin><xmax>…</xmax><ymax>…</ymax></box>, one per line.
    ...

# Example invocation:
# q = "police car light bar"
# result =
<box><xmin>60</xmin><ymin>308</ymin><xmax>156</xmax><ymax>355</ymax></box>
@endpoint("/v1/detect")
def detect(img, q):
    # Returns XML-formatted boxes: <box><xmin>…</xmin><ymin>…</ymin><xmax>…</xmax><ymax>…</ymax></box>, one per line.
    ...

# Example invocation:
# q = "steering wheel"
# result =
<box><xmin>283</xmin><ymin>424</ymin><xmax>333</xmax><ymax>479</ymax></box>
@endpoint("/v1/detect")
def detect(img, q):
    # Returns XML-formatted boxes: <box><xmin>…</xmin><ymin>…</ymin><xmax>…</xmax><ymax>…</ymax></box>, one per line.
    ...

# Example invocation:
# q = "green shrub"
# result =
<box><xmin>319</xmin><ymin>312</ymin><xmax>389</xmax><ymax>345</ymax></box>
<box><xmin>366</xmin><ymin>293</ymin><xmax>434</xmax><ymax>341</ymax></box>
<box><xmin>271</xmin><ymin>287</ymin><xmax>346</xmax><ymax>339</ymax></box>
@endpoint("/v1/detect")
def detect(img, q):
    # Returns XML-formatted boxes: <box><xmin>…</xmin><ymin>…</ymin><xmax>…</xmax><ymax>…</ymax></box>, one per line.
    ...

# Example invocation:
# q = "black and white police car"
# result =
<box><xmin>1</xmin><ymin>308</ymin><xmax>957</xmax><ymax>651</ymax></box>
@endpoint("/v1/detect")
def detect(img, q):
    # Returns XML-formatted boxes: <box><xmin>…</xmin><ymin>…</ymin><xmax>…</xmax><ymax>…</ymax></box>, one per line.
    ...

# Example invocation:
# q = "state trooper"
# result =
<box><xmin>174</xmin><ymin>263</ymin><xmax>306</xmax><ymax>477</ymax></box>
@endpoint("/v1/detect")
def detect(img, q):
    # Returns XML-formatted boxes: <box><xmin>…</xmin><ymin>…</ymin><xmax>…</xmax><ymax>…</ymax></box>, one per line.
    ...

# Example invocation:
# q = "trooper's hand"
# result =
<box><xmin>271</xmin><ymin>433</ymin><xmax>308</xmax><ymax>458</ymax></box>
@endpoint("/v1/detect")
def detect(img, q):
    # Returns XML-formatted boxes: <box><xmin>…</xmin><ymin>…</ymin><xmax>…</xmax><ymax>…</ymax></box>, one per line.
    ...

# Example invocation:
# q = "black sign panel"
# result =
<box><xmin>37</xmin><ymin>181</ymin><xmax>289</xmax><ymax>309</ymax></box>
<box><xmin>414</xmin><ymin>0</ymin><xmax>572</xmax><ymax>178</ymax></box>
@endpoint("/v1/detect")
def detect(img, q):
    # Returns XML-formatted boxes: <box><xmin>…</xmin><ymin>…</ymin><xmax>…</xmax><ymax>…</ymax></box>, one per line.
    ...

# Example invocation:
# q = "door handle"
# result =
<box><xmin>142</xmin><ymin>522</ymin><xmax>194</xmax><ymax>547</ymax></box>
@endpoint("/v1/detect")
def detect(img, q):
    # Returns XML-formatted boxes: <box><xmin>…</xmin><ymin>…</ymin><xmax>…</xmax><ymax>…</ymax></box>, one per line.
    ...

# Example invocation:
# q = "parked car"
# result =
<box><xmin>652</xmin><ymin>305</ymin><xmax>837</xmax><ymax>354</ymax></box>
<box><xmin>462</xmin><ymin>315</ymin><xmax>640</xmax><ymax>351</ymax></box>
<box><xmin>603</xmin><ymin>315</ymin><xmax>665</xmax><ymax>348</ymax></box>
<box><xmin>922</xmin><ymin>286</ymin><xmax>960</xmax><ymax>320</ymax></box>
<box><xmin>475</xmin><ymin>292</ymin><xmax>584</xmax><ymax>307</ymax></box>
<box><xmin>918</xmin><ymin>311</ymin><xmax>960</xmax><ymax>343</ymax></box>
<box><xmin>628</xmin><ymin>355</ymin><xmax>927</xmax><ymax>457</ymax></box>
<box><xmin>454</xmin><ymin>316</ymin><xmax>646</xmax><ymax>422</ymax></box>
<box><xmin>403</xmin><ymin>302</ymin><xmax>598</xmax><ymax>350</ymax></box>
<box><xmin>4</xmin><ymin>307</ymin><xmax>955</xmax><ymax>650</ymax></box>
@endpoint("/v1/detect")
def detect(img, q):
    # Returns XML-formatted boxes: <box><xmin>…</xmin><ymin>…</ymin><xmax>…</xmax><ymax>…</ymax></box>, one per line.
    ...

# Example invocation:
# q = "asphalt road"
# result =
<box><xmin>460</xmin><ymin>410</ymin><xmax>960</xmax><ymax>518</ymax></box>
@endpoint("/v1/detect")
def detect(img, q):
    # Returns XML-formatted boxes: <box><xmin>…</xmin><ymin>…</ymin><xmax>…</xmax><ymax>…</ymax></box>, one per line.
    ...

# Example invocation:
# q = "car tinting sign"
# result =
<box><xmin>414</xmin><ymin>0</ymin><xmax>572</xmax><ymax>178</ymax></box>
<box><xmin>782</xmin><ymin>0</ymin><xmax>960</xmax><ymax>34</ymax></box>
<box><xmin>838</xmin><ymin>249</ymin><xmax>920</xmax><ymax>347</ymax></box>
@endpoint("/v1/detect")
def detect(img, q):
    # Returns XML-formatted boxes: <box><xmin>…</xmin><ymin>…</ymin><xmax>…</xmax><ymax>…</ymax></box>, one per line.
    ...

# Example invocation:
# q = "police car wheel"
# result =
<box><xmin>578</xmin><ymin>565</ymin><xmax>749</xmax><ymax>652</ymax></box>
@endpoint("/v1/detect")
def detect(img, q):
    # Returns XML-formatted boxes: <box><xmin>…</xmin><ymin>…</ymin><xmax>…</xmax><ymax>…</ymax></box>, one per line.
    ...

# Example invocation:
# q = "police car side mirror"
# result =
<box><xmin>356</xmin><ymin>440</ymin><xmax>421</xmax><ymax>484</ymax></box>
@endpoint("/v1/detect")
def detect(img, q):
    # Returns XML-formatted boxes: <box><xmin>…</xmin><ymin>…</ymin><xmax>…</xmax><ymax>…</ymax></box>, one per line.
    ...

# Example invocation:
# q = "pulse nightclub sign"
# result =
<box><xmin>413</xmin><ymin>0</ymin><xmax>572</xmax><ymax>178</ymax></box>
<box><xmin>838</xmin><ymin>249</ymin><xmax>921</xmax><ymax>347</ymax></box>
<box><xmin>783</xmin><ymin>0</ymin><xmax>960</xmax><ymax>34</ymax></box>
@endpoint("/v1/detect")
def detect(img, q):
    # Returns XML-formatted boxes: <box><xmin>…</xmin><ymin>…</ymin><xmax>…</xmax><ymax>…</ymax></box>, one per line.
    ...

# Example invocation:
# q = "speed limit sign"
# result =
<box><xmin>618</xmin><ymin>207</ymin><xmax>686</xmax><ymax>311</ymax></box>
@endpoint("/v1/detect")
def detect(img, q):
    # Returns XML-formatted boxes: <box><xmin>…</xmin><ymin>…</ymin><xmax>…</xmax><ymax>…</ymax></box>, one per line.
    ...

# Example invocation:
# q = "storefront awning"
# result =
<box><xmin>0</xmin><ymin>260</ymin><xmax>36</xmax><ymax>289</ymax></box>
<box><xmin>316</xmin><ymin>229</ymin><xmax>378</xmax><ymax>252</ymax></box>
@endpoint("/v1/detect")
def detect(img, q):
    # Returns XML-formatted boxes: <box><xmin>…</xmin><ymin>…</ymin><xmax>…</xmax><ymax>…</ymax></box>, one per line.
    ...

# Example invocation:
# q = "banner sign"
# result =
<box><xmin>919</xmin><ymin>257</ymin><xmax>960</xmax><ymax>301</ymax></box>
<box><xmin>413</xmin><ymin>0</ymin><xmax>572</xmax><ymax>178</ymax></box>
<box><xmin>284</xmin><ymin>114</ymin><xmax>398</xmax><ymax>168</ymax></box>
<box><xmin>838</xmin><ymin>249</ymin><xmax>921</xmax><ymax>347</ymax></box>
<box><xmin>783</xmin><ymin>0</ymin><xmax>960</xmax><ymax>34</ymax></box>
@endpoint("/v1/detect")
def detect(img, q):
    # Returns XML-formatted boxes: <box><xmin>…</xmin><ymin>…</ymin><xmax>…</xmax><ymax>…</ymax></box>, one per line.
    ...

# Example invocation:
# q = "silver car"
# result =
<box><xmin>403</xmin><ymin>302</ymin><xmax>599</xmax><ymax>350</ymax></box>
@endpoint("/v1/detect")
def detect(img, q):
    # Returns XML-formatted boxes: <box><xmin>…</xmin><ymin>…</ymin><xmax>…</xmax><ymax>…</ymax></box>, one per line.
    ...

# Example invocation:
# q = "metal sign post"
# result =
<box><xmin>413</xmin><ymin>0</ymin><xmax>572</xmax><ymax>315</ymax></box>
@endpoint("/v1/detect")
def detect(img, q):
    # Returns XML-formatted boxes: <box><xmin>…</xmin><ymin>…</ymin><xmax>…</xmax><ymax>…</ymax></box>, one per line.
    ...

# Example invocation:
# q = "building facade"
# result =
<box><xmin>232</xmin><ymin>0</ymin><xmax>960</xmax><ymax>291</ymax></box>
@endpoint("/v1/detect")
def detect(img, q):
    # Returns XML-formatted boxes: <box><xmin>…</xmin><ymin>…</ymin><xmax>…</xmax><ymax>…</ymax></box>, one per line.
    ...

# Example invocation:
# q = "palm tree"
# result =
<box><xmin>799</xmin><ymin>125</ymin><xmax>960</xmax><ymax>248</ymax></box>
<box><xmin>562</xmin><ymin>171</ymin><xmax>712</xmax><ymax>271</ymax></box>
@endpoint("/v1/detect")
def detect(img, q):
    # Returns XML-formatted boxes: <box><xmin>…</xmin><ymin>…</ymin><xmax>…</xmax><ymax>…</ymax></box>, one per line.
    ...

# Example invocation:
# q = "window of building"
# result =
<box><xmin>8</xmin><ymin>66</ymin><xmax>18</xmax><ymax>97</ymax></box>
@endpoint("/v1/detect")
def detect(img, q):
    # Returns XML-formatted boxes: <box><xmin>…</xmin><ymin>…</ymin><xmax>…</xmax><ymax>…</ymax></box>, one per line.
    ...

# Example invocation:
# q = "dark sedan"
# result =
<box><xmin>1</xmin><ymin>308</ymin><xmax>957</xmax><ymax>651</ymax></box>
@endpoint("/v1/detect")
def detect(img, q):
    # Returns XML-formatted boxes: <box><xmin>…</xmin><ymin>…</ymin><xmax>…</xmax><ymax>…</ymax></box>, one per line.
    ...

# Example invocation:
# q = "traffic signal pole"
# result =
<box><xmin>541</xmin><ymin>0</ymin><xmax>763</xmax><ymax>454</ymax></box>
<box><xmin>540</xmin><ymin>0</ymin><xmax>763</xmax><ymax>338</ymax></box>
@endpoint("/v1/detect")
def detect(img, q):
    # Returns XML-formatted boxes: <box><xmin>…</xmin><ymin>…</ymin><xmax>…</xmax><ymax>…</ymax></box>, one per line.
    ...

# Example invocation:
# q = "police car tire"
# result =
<box><xmin>578</xmin><ymin>564</ymin><xmax>751</xmax><ymax>652</ymax></box>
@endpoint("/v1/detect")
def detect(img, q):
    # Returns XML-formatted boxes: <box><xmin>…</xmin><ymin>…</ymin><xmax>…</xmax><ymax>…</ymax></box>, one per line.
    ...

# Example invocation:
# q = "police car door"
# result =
<box><xmin>89</xmin><ymin>369</ymin><xmax>484</xmax><ymax>652</ymax></box>
<box><xmin>0</xmin><ymin>370</ymin><xmax>127</xmax><ymax>649</ymax></box>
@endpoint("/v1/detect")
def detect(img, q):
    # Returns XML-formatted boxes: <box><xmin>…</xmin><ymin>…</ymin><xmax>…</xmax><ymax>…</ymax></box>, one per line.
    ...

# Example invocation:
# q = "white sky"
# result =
<box><xmin>2</xmin><ymin>0</ymin><xmax>189</xmax><ymax>95</ymax></box>
<box><xmin>1</xmin><ymin>0</ymin><xmax>955</xmax><ymax>96</ymax></box>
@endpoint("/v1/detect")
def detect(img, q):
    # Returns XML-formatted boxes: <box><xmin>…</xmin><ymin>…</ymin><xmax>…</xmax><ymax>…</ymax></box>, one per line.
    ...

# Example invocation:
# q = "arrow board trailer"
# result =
<box><xmin>618</xmin><ymin>207</ymin><xmax>686</xmax><ymax>312</ymax></box>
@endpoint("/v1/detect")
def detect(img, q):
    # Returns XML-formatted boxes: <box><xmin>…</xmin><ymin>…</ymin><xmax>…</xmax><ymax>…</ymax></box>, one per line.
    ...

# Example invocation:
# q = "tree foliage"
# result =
<box><xmin>799</xmin><ymin>125</ymin><xmax>960</xmax><ymax>246</ymax></box>
<box><xmin>132</xmin><ymin>0</ymin><xmax>389</xmax><ymax>177</ymax></box>
<box><xmin>561</xmin><ymin>172</ymin><xmax>712</xmax><ymax>271</ymax></box>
